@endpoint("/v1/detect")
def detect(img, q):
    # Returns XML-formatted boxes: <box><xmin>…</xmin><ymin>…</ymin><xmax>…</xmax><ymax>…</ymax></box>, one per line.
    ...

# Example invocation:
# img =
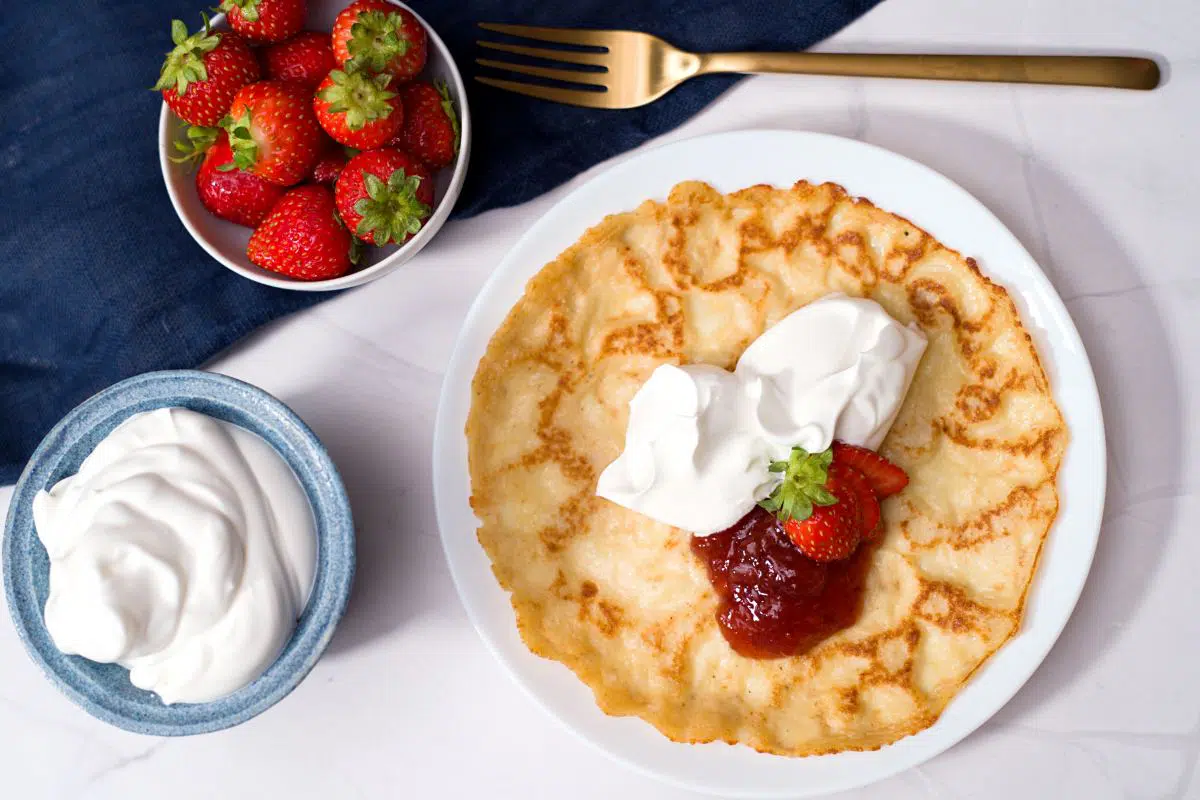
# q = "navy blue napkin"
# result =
<box><xmin>0</xmin><ymin>0</ymin><xmax>882</xmax><ymax>483</ymax></box>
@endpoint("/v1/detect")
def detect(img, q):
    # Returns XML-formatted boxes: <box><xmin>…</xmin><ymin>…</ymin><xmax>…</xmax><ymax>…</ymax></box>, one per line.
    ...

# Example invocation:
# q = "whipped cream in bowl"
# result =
<box><xmin>3</xmin><ymin>371</ymin><xmax>354</xmax><ymax>735</ymax></box>
<box><xmin>34</xmin><ymin>407</ymin><xmax>317</xmax><ymax>705</ymax></box>
<box><xmin>597</xmin><ymin>294</ymin><xmax>927</xmax><ymax>535</ymax></box>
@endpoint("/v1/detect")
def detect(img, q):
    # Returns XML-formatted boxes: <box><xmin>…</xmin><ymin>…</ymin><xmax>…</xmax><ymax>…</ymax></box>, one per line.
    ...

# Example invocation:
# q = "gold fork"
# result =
<box><xmin>476</xmin><ymin>23</ymin><xmax>1160</xmax><ymax>108</ymax></box>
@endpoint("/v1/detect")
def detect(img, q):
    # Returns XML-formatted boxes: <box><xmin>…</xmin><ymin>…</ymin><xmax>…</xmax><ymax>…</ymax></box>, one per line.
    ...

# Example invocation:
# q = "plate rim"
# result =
<box><xmin>432</xmin><ymin>129</ymin><xmax>1106</xmax><ymax>796</ymax></box>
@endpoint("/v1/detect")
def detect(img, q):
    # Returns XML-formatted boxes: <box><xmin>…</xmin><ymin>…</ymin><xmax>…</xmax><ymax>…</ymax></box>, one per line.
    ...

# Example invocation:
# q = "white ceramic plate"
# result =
<box><xmin>432</xmin><ymin>130</ymin><xmax>1105</xmax><ymax>797</ymax></box>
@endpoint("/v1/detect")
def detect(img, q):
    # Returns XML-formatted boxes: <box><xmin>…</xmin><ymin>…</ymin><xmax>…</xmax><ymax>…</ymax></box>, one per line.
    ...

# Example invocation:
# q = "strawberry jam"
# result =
<box><xmin>691</xmin><ymin>506</ymin><xmax>875</xmax><ymax>658</ymax></box>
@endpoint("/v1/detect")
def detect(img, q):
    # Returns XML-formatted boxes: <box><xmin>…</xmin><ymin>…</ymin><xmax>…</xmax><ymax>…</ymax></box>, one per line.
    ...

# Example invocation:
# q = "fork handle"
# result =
<box><xmin>696</xmin><ymin>52</ymin><xmax>1160</xmax><ymax>90</ymax></box>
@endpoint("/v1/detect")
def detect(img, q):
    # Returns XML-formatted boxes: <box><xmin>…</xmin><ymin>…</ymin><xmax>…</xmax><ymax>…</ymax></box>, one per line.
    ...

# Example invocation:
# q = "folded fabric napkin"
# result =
<box><xmin>0</xmin><ymin>0</ymin><xmax>882</xmax><ymax>484</ymax></box>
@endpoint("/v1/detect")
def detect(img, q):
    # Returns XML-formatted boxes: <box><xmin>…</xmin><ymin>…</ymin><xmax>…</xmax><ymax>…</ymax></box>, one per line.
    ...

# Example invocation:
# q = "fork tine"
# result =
<box><xmin>477</xmin><ymin>22</ymin><xmax>611</xmax><ymax>49</ymax></box>
<box><xmin>474</xmin><ymin>77</ymin><xmax>612</xmax><ymax>109</ymax></box>
<box><xmin>477</xmin><ymin>40</ymin><xmax>608</xmax><ymax>68</ymax></box>
<box><xmin>476</xmin><ymin>58</ymin><xmax>608</xmax><ymax>89</ymax></box>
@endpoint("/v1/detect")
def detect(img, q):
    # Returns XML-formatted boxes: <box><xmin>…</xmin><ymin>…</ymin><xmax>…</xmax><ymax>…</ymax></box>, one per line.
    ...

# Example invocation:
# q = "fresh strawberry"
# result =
<box><xmin>831</xmin><ymin>441</ymin><xmax>909</xmax><ymax>497</ymax></box>
<box><xmin>195</xmin><ymin>131</ymin><xmax>287</xmax><ymax>228</ymax></box>
<box><xmin>259</xmin><ymin>30</ymin><xmax>336</xmax><ymax>88</ymax></box>
<box><xmin>759</xmin><ymin>445</ymin><xmax>861</xmax><ymax>562</ymax></box>
<box><xmin>313</xmin><ymin>69</ymin><xmax>403</xmax><ymax>149</ymax></box>
<box><xmin>154</xmin><ymin>18</ymin><xmax>260</xmax><ymax>127</ymax></box>
<box><xmin>781</xmin><ymin>489</ymin><xmax>860</xmax><ymax>563</ymax></box>
<box><xmin>311</xmin><ymin>147</ymin><xmax>352</xmax><ymax>184</ymax></box>
<box><xmin>220</xmin><ymin>80</ymin><xmax>324</xmax><ymax>185</ymax></box>
<box><xmin>331</xmin><ymin>0</ymin><xmax>427</xmax><ymax>80</ymax></box>
<box><xmin>334</xmin><ymin>148</ymin><xmax>432</xmax><ymax>245</ymax></box>
<box><xmin>247</xmin><ymin>185</ymin><xmax>358</xmax><ymax>280</ymax></box>
<box><xmin>391</xmin><ymin>80</ymin><xmax>459</xmax><ymax>169</ymax></box>
<box><xmin>219</xmin><ymin>0</ymin><xmax>306</xmax><ymax>44</ymax></box>
<box><xmin>833</xmin><ymin>462</ymin><xmax>880</xmax><ymax>538</ymax></box>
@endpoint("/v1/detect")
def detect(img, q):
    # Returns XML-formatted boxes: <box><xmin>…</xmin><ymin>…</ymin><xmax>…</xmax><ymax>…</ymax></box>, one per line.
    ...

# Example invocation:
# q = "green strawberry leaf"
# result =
<box><xmin>351</xmin><ymin>167</ymin><xmax>430</xmax><ymax>246</ymax></box>
<box><xmin>810</xmin><ymin>486</ymin><xmax>837</xmax><ymax>506</ymax></box>
<box><xmin>318</xmin><ymin>70</ymin><xmax>397</xmax><ymax>131</ymax></box>
<box><xmin>220</xmin><ymin>0</ymin><xmax>261</xmax><ymax>23</ymax></box>
<box><xmin>218</xmin><ymin>110</ymin><xmax>258</xmax><ymax>171</ymax></box>
<box><xmin>154</xmin><ymin>16</ymin><xmax>221</xmax><ymax>95</ymax></box>
<box><xmin>757</xmin><ymin>444</ymin><xmax>838</xmax><ymax>523</ymax></box>
<box><xmin>168</xmin><ymin>124</ymin><xmax>220</xmax><ymax>168</ymax></box>
<box><xmin>436</xmin><ymin>80</ymin><xmax>461</xmax><ymax>156</ymax></box>
<box><xmin>345</xmin><ymin>10</ymin><xmax>412</xmax><ymax>74</ymax></box>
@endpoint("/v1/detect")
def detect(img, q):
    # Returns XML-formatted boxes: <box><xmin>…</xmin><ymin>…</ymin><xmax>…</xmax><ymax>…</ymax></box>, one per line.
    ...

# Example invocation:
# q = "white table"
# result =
<box><xmin>3</xmin><ymin>0</ymin><xmax>1197</xmax><ymax>796</ymax></box>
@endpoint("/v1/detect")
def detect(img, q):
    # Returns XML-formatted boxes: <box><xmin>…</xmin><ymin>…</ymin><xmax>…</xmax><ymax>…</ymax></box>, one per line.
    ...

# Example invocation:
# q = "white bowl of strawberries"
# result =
<box><xmin>157</xmin><ymin>0</ymin><xmax>469</xmax><ymax>289</ymax></box>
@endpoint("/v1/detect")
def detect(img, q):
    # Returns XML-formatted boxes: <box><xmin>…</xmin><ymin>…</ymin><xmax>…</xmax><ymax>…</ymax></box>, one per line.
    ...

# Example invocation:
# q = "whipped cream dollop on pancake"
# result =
<box><xmin>596</xmin><ymin>294</ymin><xmax>926</xmax><ymax>534</ymax></box>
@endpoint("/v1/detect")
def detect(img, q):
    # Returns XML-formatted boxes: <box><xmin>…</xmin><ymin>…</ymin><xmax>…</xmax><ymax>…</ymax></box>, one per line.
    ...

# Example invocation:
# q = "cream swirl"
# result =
<box><xmin>32</xmin><ymin>407</ymin><xmax>316</xmax><ymax>704</ymax></box>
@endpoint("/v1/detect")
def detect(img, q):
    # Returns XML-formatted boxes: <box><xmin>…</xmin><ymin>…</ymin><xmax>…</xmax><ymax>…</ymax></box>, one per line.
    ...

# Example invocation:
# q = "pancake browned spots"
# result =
<box><xmin>467</xmin><ymin>180</ymin><xmax>1066</xmax><ymax>756</ymax></box>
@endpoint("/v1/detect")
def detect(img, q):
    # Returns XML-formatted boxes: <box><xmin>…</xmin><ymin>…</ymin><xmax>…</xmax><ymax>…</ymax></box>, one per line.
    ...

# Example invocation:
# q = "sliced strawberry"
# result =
<box><xmin>832</xmin><ymin>441</ymin><xmax>909</xmax><ymax>497</ymax></box>
<box><xmin>834</xmin><ymin>463</ymin><xmax>880</xmax><ymax>539</ymax></box>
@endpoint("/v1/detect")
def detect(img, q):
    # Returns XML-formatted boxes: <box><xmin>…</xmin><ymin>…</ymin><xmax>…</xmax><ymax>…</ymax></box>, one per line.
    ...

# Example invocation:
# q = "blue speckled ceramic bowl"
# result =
<box><xmin>3</xmin><ymin>370</ymin><xmax>355</xmax><ymax>735</ymax></box>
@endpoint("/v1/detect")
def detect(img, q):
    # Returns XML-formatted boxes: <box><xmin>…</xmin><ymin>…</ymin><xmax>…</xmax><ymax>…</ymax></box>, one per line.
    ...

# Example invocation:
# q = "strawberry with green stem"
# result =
<box><xmin>760</xmin><ymin>441</ymin><xmax>909</xmax><ymax>561</ymax></box>
<box><xmin>220</xmin><ymin>80</ymin><xmax>324</xmax><ymax>186</ymax></box>
<box><xmin>758</xmin><ymin>441</ymin><xmax>906</xmax><ymax>562</ymax></box>
<box><xmin>154</xmin><ymin>16</ymin><xmax>260</xmax><ymax>127</ymax></box>
<box><xmin>196</xmin><ymin>131</ymin><xmax>286</xmax><ymax>228</ymax></box>
<box><xmin>760</xmin><ymin>446</ymin><xmax>838</xmax><ymax>523</ymax></box>
<box><xmin>334</xmin><ymin>148</ymin><xmax>432</xmax><ymax>246</ymax></box>
<box><xmin>331</xmin><ymin>0</ymin><xmax>427</xmax><ymax>81</ymax></box>
<box><xmin>760</xmin><ymin>446</ymin><xmax>861</xmax><ymax>562</ymax></box>
<box><xmin>314</xmin><ymin>69</ymin><xmax>404</xmax><ymax>150</ymax></box>
<box><xmin>391</xmin><ymin>79</ymin><xmax>459</xmax><ymax>169</ymax></box>
<box><xmin>219</xmin><ymin>0</ymin><xmax>305</xmax><ymax>43</ymax></box>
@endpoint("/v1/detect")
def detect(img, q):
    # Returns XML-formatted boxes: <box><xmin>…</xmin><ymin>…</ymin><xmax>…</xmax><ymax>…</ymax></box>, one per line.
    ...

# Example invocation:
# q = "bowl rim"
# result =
<box><xmin>158</xmin><ymin>0</ymin><xmax>472</xmax><ymax>292</ymax></box>
<box><xmin>2</xmin><ymin>369</ymin><xmax>355</xmax><ymax>735</ymax></box>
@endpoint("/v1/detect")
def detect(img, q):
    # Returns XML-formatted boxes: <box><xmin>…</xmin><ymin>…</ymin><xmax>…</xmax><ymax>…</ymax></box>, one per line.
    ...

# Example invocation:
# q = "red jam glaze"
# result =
<box><xmin>690</xmin><ymin>506</ymin><xmax>876</xmax><ymax>658</ymax></box>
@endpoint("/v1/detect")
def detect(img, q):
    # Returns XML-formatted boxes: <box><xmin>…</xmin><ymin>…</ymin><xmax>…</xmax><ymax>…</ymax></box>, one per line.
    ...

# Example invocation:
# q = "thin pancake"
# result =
<box><xmin>467</xmin><ymin>180</ymin><xmax>1066</xmax><ymax>755</ymax></box>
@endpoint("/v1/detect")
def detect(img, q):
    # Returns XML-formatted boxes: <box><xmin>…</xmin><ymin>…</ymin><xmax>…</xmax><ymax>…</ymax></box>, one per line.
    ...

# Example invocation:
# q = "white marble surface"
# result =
<box><xmin>3</xmin><ymin>0</ymin><xmax>1198</xmax><ymax>796</ymax></box>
